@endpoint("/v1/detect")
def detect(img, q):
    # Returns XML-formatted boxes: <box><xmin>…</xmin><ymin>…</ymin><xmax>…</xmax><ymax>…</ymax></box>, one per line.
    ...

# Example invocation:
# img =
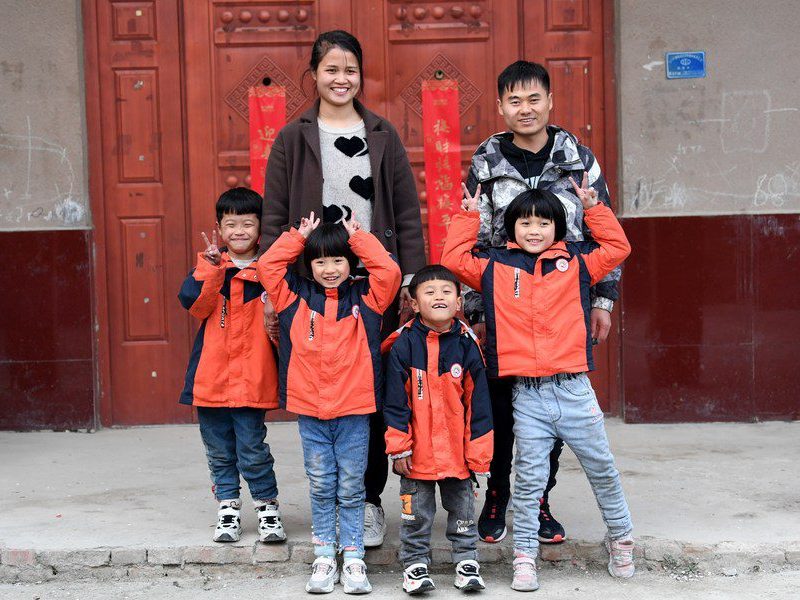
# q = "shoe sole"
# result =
<box><xmin>537</xmin><ymin>533</ymin><xmax>565</xmax><ymax>544</ymax></box>
<box><xmin>213</xmin><ymin>533</ymin><xmax>241</xmax><ymax>543</ymax></box>
<box><xmin>259</xmin><ymin>533</ymin><xmax>287</xmax><ymax>543</ymax></box>
<box><xmin>510</xmin><ymin>583</ymin><xmax>540</xmax><ymax>592</ymax></box>
<box><xmin>479</xmin><ymin>526</ymin><xmax>507</xmax><ymax>544</ymax></box>
<box><xmin>455</xmin><ymin>578</ymin><xmax>485</xmax><ymax>591</ymax></box>
<box><xmin>343</xmin><ymin>583</ymin><xmax>373</xmax><ymax>594</ymax></box>
<box><xmin>404</xmin><ymin>580</ymin><xmax>435</xmax><ymax>595</ymax></box>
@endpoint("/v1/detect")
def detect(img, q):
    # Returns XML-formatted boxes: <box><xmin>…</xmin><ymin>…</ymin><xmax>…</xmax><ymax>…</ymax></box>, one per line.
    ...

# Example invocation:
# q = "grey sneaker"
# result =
<box><xmin>511</xmin><ymin>555</ymin><xmax>539</xmax><ymax>592</ymax></box>
<box><xmin>363</xmin><ymin>502</ymin><xmax>386</xmax><ymax>548</ymax></box>
<box><xmin>605</xmin><ymin>535</ymin><xmax>635</xmax><ymax>578</ymax></box>
<box><xmin>454</xmin><ymin>559</ymin><xmax>485</xmax><ymax>591</ymax></box>
<box><xmin>213</xmin><ymin>499</ymin><xmax>242</xmax><ymax>543</ymax></box>
<box><xmin>341</xmin><ymin>558</ymin><xmax>372</xmax><ymax>594</ymax></box>
<box><xmin>306</xmin><ymin>556</ymin><xmax>339</xmax><ymax>594</ymax></box>
<box><xmin>255</xmin><ymin>501</ymin><xmax>286</xmax><ymax>543</ymax></box>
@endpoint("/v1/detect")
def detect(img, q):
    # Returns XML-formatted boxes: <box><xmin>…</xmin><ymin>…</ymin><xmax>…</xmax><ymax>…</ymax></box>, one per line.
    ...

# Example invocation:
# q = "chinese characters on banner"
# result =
<box><xmin>248</xmin><ymin>85</ymin><xmax>286</xmax><ymax>197</ymax></box>
<box><xmin>422</xmin><ymin>80</ymin><xmax>461</xmax><ymax>262</ymax></box>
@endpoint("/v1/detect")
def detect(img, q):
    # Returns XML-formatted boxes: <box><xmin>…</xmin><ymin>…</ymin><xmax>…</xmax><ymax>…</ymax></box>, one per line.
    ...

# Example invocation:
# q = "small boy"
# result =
<box><xmin>178</xmin><ymin>187</ymin><xmax>285</xmax><ymax>545</ymax></box>
<box><xmin>258</xmin><ymin>212</ymin><xmax>401</xmax><ymax>595</ymax></box>
<box><xmin>441</xmin><ymin>178</ymin><xmax>633</xmax><ymax>592</ymax></box>
<box><xmin>383</xmin><ymin>265</ymin><xmax>493</xmax><ymax>594</ymax></box>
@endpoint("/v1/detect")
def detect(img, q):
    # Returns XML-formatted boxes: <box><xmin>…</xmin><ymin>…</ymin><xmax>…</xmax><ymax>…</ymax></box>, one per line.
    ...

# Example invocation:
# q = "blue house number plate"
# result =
<box><xmin>666</xmin><ymin>52</ymin><xmax>706</xmax><ymax>79</ymax></box>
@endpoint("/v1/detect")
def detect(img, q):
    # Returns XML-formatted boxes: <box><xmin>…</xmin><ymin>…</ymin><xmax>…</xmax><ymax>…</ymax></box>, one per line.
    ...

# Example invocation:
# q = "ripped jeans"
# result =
<box><xmin>298</xmin><ymin>414</ymin><xmax>370</xmax><ymax>560</ymax></box>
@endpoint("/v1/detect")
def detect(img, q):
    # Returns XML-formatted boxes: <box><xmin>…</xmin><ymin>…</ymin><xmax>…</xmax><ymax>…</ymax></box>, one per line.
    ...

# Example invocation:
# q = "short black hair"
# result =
<box><xmin>497</xmin><ymin>60</ymin><xmax>551</xmax><ymax>98</ymax></box>
<box><xmin>303</xmin><ymin>223</ymin><xmax>359</xmax><ymax>274</ymax></box>
<box><xmin>504</xmin><ymin>189</ymin><xmax>567</xmax><ymax>245</ymax></box>
<box><xmin>216</xmin><ymin>187</ymin><xmax>262</xmax><ymax>223</ymax></box>
<box><xmin>408</xmin><ymin>264</ymin><xmax>461</xmax><ymax>298</ymax></box>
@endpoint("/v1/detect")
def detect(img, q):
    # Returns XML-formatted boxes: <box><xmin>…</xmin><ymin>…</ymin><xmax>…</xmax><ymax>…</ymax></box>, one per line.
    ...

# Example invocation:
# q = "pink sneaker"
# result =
<box><xmin>511</xmin><ymin>554</ymin><xmax>539</xmax><ymax>592</ymax></box>
<box><xmin>605</xmin><ymin>535</ymin><xmax>635</xmax><ymax>578</ymax></box>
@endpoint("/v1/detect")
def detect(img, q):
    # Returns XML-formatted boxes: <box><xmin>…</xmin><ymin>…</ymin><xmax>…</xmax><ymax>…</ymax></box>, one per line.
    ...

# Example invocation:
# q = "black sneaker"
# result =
<box><xmin>538</xmin><ymin>498</ymin><xmax>566</xmax><ymax>544</ymax></box>
<box><xmin>478</xmin><ymin>489</ymin><xmax>509</xmax><ymax>543</ymax></box>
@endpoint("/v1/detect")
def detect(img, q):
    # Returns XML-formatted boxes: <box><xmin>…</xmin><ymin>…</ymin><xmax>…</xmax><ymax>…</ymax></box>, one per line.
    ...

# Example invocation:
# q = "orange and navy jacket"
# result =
<box><xmin>441</xmin><ymin>204</ymin><xmax>631</xmax><ymax>378</ymax></box>
<box><xmin>383</xmin><ymin>317</ymin><xmax>493</xmax><ymax>480</ymax></box>
<box><xmin>257</xmin><ymin>228</ymin><xmax>401</xmax><ymax>419</ymax></box>
<box><xmin>178</xmin><ymin>251</ymin><xmax>279</xmax><ymax>409</ymax></box>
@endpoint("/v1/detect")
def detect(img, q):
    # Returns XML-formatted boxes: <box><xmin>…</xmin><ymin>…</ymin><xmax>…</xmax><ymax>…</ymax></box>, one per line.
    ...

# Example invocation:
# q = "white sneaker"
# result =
<box><xmin>306</xmin><ymin>556</ymin><xmax>339</xmax><ymax>594</ymax></box>
<box><xmin>403</xmin><ymin>563</ymin><xmax>435</xmax><ymax>594</ymax></box>
<box><xmin>213</xmin><ymin>499</ymin><xmax>242</xmax><ymax>543</ymax></box>
<box><xmin>454</xmin><ymin>559</ymin><xmax>485</xmax><ymax>591</ymax></box>
<box><xmin>605</xmin><ymin>535</ymin><xmax>635</xmax><ymax>578</ymax></box>
<box><xmin>255</xmin><ymin>501</ymin><xmax>286</xmax><ymax>543</ymax></box>
<box><xmin>511</xmin><ymin>555</ymin><xmax>539</xmax><ymax>592</ymax></box>
<box><xmin>341</xmin><ymin>558</ymin><xmax>372</xmax><ymax>594</ymax></box>
<box><xmin>363</xmin><ymin>502</ymin><xmax>386</xmax><ymax>548</ymax></box>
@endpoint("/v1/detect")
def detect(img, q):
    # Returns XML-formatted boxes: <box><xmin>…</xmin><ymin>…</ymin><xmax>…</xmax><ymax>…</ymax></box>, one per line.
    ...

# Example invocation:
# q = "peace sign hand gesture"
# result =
<box><xmin>297</xmin><ymin>211</ymin><xmax>321</xmax><ymax>239</ymax></box>
<box><xmin>461</xmin><ymin>182</ymin><xmax>481</xmax><ymax>212</ymax></box>
<box><xmin>200</xmin><ymin>230</ymin><xmax>221</xmax><ymax>266</ymax></box>
<box><xmin>569</xmin><ymin>173</ymin><xmax>599</xmax><ymax>210</ymax></box>
<box><xmin>343</xmin><ymin>217</ymin><xmax>361</xmax><ymax>238</ymax></box>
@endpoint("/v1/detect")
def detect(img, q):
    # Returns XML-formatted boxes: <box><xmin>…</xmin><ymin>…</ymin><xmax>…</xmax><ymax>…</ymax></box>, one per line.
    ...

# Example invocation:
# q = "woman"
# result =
<box><xmin>260</xmin><ymin>29</ymin><xmax>425</xmax><ymax>591</ymax></box>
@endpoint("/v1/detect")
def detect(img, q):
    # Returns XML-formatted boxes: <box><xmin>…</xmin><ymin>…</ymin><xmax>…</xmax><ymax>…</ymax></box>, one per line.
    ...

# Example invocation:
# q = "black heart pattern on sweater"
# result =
<box><xmin>349</xmin><ymin>176</ymin><xmax>374</xmax><ymax>201</ymax></box>
<box><xmin>323</xmin><ymin>204</ymin><xmax>352</xmax><ymax>224</ymax></box>
<box><xmin>334</xmin><ymin>136</ymin><xmax>369</xmax><ymax>158</ymax></box>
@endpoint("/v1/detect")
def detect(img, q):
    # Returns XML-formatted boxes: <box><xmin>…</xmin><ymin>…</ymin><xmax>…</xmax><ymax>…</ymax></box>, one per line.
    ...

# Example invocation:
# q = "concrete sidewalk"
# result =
<box><xmin>1</xmin><ymin>420</ymin><xmax>798</xmax><ymax>582</ymax></box>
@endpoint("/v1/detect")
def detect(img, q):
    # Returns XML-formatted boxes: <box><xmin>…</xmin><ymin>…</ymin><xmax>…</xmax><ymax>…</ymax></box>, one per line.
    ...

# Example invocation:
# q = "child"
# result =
<box><xmin>178</xmin><ymin>187</ymin><xmax>285</xmax><ymax>545</ymax></box>
<box><xmin>258</xmin><ymin>212</ymin><xmax>401</xmax><ymax>594</ymax></box>
<box><xmin>441</xmin><ymin>177</ymin><xmax>633</xmax><ymax>592</ymax></box>
<box><xmin>383</xmin><ymin>265</ymin><xmax>493</xmax><ymax>594</ymax></box>
<box><xmin>466</xmin><ymin>60</ymin><xmax>622</xmax><ymax>546</ymax></box>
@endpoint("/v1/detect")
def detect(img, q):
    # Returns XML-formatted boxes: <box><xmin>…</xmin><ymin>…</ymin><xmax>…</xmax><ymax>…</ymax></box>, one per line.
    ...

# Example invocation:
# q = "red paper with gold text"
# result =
<box><xmin>249</xmin><ymin>86</ymin><xmax>286</xmax><ymax>197</ymax></box>
<box><xmin>422</xmin><ymin>80</ymin><xmax>461</xmax><ymax>262</ymax></box>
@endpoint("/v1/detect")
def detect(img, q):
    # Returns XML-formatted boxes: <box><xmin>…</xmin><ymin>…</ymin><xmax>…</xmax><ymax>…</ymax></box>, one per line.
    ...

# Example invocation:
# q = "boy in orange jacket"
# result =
<box><xmin>383</xmin><ymin>265</ymin><xmax>493</xmax><ymax>594</ymax></box>
<box><xmin>258</xmin><ymin>212</ymin><xmax>401</xmax><ymax>594</ymax></box>
<box><xmin>178</xmin><ymin>188</ymin><xmax>285</xmax><ymax>545</ymax></box>
<box><xmin>441</xmin><ymin>177</ymin><xmax>633</xmax><ymax>592</ymax></box>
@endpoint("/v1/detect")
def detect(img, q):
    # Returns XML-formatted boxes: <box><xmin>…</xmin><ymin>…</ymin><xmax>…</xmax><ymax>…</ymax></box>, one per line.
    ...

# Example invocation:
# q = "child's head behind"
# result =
<box><xmin>215</xmin><ymin>187</ymin><xmax>262</xmax><ymax>259</ymax></box>
<box><xmin>504</xmin><ymin>189</ymin><xmax>567</xmax><ymax>254</ymax></box>
<box><xmin>408</xmin><ymin>265</ymin><xmax>462</xmax><ymax>331</ymax></box>
<box><xmin>304</xmin><ymin>223</ymin><xmax>358</xmax><ymax>288</ymax></box>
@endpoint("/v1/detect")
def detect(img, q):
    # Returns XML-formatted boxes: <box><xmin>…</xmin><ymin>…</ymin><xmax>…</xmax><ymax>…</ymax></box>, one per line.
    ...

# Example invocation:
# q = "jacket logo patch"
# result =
<box><xmin>556</xmin><ymin>258</ymin><xmax>569</xmax><ymax>272</ymax></box>
<box><xmin>352</xmin><ymin>304</ymin><xmax>360</xmax><ymax>319</ymax></box>
<box><xmin>514</xmin><ymin>268</ymin><xmax>520</xmax><ymax>298</ymax></box>
<box><xmin>308</xmin><ymin>311</ymin><xmax>317</xmax><ymax>341</ymax></box>
<box><xmin>450</xmin><ymin>363</ymin><xmax>463</xmax><ymax>379</ymax></box>
<box><xmin>416</xmin><ymin>369</ymin><xmax>424</xmax><ymax>400</ymax></box>
<box><xmin>260</xmin><ymin>291</ymin><xmax>268</xmax><ymax>304</ymax></box>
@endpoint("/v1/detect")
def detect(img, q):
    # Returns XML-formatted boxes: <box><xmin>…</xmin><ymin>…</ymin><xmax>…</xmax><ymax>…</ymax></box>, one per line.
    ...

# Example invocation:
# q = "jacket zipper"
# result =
<box><xmin>514</xmin><ymin>268</ymin><xmax>520</xmax><ymax>298</ymax></box>
<box><xmin>416</xmin><ymin>369</ymin><xmax>424</xmax><ymax>400</ymax></box>
<box><xmin>308</xmin><ymin>311</ymin><xmax>316</xmax><ymax>341</ymax></box>
<box><xmin>220</xmin><ymin>297</ymin><xmax>228</xmax><ymax>328</ymax></box>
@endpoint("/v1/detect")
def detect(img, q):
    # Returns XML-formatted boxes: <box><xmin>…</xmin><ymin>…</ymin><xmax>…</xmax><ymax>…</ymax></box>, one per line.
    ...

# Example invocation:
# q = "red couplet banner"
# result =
<box><xmin>248</xmin><ymin>85</ymin><xmax>286</xmax><ymax>198</ymax></box>
<box><xmin>422</xmin><ymin>80</ymin><xmax>461</xmax><ymax>262</ymax></box>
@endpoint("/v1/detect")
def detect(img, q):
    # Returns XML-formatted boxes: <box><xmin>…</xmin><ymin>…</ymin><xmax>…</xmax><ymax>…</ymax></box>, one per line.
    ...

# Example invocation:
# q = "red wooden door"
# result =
<box><xmin>522</xmin><ymin>0</ymin><xmax>620</xmax><ymax>411</ymax></box>
<box><xmin>90</xmin><ymin>0</ymin><xmax>617</xmax><ymax>423</ymax></box>
<box><xmin>91</xmin><ymin>0</ymin><xmax>192</xmax><ymax>425</ymax></box>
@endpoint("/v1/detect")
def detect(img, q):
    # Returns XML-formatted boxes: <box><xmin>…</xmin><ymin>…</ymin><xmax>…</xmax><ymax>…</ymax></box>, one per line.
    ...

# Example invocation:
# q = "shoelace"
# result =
<box><xmin>459</xmin><ymin>563</ymin><xmax>479</xmax><ymax>575</ymax></box>
<box><xmin>611</xmin><ymin>543</ymin><xmax>633</xmax><ymax>565</ymax></box>
<box><xmin>514</xmin><ymin>561</ymin><xmax>536</xmax><ymax>578</ymax></box>
<box><xmin>312</xmin><ymin>562</ymin><xmax>334</xmax><ymax>577</ymax></box>
<box><xmin>407</xmin><ymin>567</ymin><xmax>429</xmax><ymax>579</ymax></box>
<box><xmin>346</xmin><ymin>563</ymin><xmax>366</xmax><ymax>578</ymax></box>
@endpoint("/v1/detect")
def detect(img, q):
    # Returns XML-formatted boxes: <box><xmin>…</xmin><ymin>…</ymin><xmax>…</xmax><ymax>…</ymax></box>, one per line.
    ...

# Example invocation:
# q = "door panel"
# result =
<box><xmin>95</xmin><ymin>0</ymin><xmax>191</xmax><ymax>424</ymax></box>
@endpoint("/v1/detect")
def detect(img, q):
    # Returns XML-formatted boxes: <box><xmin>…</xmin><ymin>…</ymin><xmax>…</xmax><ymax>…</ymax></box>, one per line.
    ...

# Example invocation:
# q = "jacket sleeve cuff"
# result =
<box><xmin>389</xmin><ymin>450</ymin><xmax>413</xmax><ymax>460</ymax></box>
<box><xmin>592</xmin><ymin>297</ymin><xmax>615</xmax><ymax>312</ymax></box>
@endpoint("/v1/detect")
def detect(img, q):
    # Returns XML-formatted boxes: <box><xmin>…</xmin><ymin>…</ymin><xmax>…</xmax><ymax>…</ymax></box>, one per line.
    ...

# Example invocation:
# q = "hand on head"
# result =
<box><xmin>297</xmin><ymin>211</ymin><xmax>321</xmax><ymax>238</ymax></box>
<box><xmin>200</xmin><ymin>230</ymin><xmax>221</xmax><ymax>265</ymax></box>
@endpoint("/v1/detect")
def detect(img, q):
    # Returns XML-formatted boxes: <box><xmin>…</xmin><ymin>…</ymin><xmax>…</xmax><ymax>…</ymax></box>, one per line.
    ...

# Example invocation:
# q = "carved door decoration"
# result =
<box><xmin>92</xmin><ymin>0</ymin><xmax>616</xmax><ymax>423</ymax></box>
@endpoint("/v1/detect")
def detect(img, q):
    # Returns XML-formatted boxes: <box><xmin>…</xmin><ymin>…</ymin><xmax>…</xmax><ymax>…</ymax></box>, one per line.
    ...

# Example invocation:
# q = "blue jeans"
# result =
<box><xmin>197</xmin><ymin>407</ymin><xmax>278</xmax><ymax>502</ymax></box>
<box><xmin>298</xmin><ymin>414</ymin><xmax>370</xmax><ymax>560</ymax></box>
<box><xmin>511</xmin><ymin>373</ymin><xmax>633</xmax><ymax>555</ymax></box>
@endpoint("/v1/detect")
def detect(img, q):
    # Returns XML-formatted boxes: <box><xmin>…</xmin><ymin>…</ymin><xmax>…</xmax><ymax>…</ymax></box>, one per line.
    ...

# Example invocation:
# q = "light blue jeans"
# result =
<box><xmin>298</xmin><ymin>414</ymin><xmax>370</xmax><ymax>560</ymax></box>
<box><xmin>511</xmin><ymin>373</ymin><xmax>633</xmax><ymax>555</ymax></box>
